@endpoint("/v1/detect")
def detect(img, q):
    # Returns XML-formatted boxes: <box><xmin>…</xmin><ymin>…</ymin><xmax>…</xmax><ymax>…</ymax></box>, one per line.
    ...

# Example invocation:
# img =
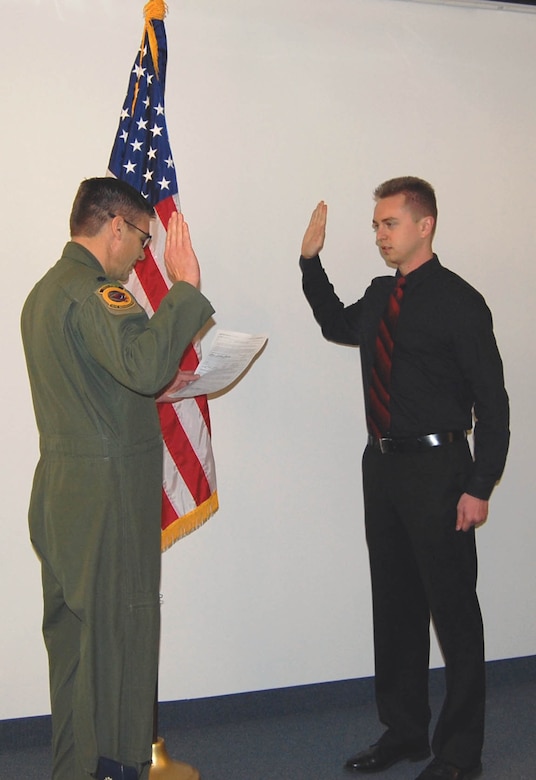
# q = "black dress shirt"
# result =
<box><xmin>300</xmin><ymin>253</ymin><xmax>510</xmax><ymax>500</ymax></box>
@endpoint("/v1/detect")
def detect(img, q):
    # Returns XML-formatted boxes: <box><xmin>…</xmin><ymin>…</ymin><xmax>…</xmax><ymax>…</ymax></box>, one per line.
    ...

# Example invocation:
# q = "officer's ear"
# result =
<box><xmin>108</xmin><ymin>214</ymin><xmax>124</xmax><ymax>243</ymax></box>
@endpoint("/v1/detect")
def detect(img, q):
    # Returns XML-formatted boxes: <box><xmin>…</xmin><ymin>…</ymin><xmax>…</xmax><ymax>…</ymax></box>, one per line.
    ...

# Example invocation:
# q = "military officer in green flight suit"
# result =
<box><xmin>21</xmin><ymin>177</ymin><xmax>215</xmax><ymax>780</ymax></box>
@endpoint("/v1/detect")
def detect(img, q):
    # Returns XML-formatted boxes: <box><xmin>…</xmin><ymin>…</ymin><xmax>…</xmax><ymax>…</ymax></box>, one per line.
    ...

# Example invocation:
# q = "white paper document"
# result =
<box><xmin>170</xmin><ymin>329</ymin><xmax>268</xmax><ymax>398</ymax></box>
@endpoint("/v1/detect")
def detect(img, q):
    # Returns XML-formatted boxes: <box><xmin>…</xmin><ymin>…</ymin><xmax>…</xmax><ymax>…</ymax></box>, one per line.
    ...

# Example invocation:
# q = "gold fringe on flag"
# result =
<box><xmin>161</xmin><ymin>491</ymin><xmax>219</xmax><ymax>552</ymax></box>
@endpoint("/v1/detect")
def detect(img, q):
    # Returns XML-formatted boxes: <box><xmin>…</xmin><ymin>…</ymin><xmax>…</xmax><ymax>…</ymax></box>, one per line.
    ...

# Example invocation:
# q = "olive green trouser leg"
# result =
<box><xmin>42</xmin><ymin>560</ymin><xmax>85</xmax><ymax>779</ymax></box>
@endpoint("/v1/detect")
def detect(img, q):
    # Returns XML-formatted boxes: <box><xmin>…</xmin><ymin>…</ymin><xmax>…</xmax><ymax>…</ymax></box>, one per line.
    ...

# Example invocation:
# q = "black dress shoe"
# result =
<box><xmin>345</xmin><ymin>742</ymin><xmax>430</xmax><ymax>772</ymax></box>
<box><xmin>415</xmin><ymin>757</ymin><xmax>483</xmax><ymax>779</ymax></box>
<box><xmin>95</xmin><ymin>757</ymin><xmax>138</xmax><ymax>780</ymax></box>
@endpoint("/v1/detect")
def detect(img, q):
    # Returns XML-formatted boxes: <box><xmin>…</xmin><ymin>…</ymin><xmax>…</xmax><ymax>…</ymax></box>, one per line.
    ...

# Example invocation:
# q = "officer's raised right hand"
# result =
<box><xmin>164</xmin><ymin>211</ymin><xmax>201</xmax><ymax>288</ymax></box>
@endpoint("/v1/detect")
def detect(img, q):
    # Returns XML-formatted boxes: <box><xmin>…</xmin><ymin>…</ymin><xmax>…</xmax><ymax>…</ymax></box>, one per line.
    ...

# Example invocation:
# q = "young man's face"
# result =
<box><xmin>372</xmin><ymin>193</ymin><xmax>432</xmax><ymax>274</ymax></box>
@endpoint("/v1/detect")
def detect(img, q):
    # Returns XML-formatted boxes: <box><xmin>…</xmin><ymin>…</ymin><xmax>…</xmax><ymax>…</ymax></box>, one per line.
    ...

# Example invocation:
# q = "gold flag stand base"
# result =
<box><xmin>149</xmin><ymin>737</ymin><xmax>201</xmax><ymax>780</ymax></box>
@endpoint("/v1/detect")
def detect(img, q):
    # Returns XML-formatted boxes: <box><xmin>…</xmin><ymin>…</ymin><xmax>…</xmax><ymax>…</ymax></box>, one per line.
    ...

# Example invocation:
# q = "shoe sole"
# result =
<box><xmin>466</xmin><ymin>765</ymin><xmax>483</xmax><ymax>780</ymax></box>
<box><xmin>416</xmin><ymin>761</ymin><xmax>483</xmax><ymax>780</ymax></box>
<box><xmin>345</xmin><ymin>749</ymin><xmax>431</xmax><ymax>773</ymax></box>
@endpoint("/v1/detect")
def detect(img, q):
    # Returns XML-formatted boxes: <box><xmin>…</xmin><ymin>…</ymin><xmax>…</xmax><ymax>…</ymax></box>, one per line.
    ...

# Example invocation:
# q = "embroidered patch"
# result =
<box><xmin>95</xmin><ymin>284</ymin><xmax>140</xmax><ymax>315</ymax></box>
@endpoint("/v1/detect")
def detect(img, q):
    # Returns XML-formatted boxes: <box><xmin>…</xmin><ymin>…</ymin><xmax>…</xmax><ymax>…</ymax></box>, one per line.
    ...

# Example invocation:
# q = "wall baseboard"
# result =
<box><xmin>2</xmin><ymin>655</ymin><xmax>534</xmax><ymax>752</ymax></box>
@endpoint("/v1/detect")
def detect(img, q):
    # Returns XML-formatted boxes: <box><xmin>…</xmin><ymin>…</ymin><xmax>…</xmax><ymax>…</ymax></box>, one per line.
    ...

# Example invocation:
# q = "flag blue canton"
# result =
<box><xmin>108</xmin><ymin>20</ymin><xmax>178</xmax><ymax>207</ymax></box>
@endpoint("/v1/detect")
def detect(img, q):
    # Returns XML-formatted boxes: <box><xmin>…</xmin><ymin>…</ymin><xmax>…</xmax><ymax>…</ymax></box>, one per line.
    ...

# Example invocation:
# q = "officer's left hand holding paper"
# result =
<box><xmin>165</xmin><ymin>329</ymin><xmax>267</xmax><ymax>399</ymax></box>
<box><xmin>157</xmin><ymin>370</ymin><xmax>201</xmax><ymax>402</ymax></box>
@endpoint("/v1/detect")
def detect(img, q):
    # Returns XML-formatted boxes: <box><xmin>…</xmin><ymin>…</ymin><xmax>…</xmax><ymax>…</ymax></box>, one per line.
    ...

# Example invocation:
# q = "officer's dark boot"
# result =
<box><xmin>95</xmin><ymin>756</ymin><xmax>139</xmax><ymax>780</ymax></box>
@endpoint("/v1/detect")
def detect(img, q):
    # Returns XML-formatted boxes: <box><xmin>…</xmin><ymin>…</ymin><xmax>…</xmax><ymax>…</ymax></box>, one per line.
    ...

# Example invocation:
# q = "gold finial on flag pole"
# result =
<box><xmin>143</xmin><ymin>0</ymin><xmax>167</xmax><ymax>79</ymax></box>
<box><xmin>132</xmin><ymin>1</ymin><xmax>168</xmax><ymax>114</ymax></box>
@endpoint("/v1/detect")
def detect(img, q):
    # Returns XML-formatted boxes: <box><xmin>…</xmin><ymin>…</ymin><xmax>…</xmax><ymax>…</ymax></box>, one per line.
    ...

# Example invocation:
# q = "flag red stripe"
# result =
<box><xmin>196</xmin><ymin>395</ymin><xmax>212</xmax><ymax>433</ymax></box>
<box><xmin>161</xmin><ymin>489</ymin><xmax>178</xmax><ymax>531</ymax></box>
<box><xmin>133</xmin><ymin>197</ymin><xmax>178</xmax><ymax>308</ymax></box>
<box><xmin>155</xmin><ymin>197</ymin><xmax>177</xmax><ymax>228</ymax></box>
<box><xmin>179</xmin><ymin>342</ymin><xmax>201</xmax><ymax>371</ymax></box>
<box><xmin>135</xmin><ymin>250</ymin><xmax>169</xmax><ymax>307</ymax></box>
<box><xmin>158</xmin><ymin>402</ymin><xmax>212</xmax><ymax>503</ymax></box>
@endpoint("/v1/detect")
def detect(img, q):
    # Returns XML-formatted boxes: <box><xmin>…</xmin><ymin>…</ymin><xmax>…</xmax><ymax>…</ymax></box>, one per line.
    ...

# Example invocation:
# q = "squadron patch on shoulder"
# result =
<box><xmin>95</xmin><ymin>284</ymin><xmax>141</xmax><ymax>315</ymax></box>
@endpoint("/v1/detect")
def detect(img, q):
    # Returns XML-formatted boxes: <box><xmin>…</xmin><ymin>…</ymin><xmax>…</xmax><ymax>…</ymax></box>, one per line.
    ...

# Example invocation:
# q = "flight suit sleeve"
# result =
<box><xmin>72</xmin><ymin>280</ymin><xmax>215</xmax><ymax>396</ymax></box>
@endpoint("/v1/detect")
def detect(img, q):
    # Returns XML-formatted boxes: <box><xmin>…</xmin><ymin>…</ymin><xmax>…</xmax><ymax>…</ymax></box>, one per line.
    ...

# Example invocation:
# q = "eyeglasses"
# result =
<box><xmin>109</xmin><ymin>213</ymin><xmax>152</xmax><ymax>249</ymax></box>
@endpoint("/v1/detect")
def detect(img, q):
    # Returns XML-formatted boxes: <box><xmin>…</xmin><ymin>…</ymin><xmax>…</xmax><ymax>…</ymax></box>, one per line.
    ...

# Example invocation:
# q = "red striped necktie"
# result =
<box><xmin>367</xmin><ymin>275</ymin><xmax>406</xmax><ymax>439</ymax></box>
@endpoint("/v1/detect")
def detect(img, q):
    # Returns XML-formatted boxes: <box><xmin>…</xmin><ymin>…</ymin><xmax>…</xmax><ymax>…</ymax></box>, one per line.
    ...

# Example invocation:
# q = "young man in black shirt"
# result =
<box><xmin>299</xmin><ymin>177</ymin><xmax>509</xmax><ymax>780</ymax></box>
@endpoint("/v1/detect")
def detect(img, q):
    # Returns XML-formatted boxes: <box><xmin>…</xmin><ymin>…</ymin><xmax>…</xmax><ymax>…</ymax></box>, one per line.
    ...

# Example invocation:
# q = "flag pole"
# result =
<box><xmin>107</xmin><ymin>3</ymin><xmax>217</xmax><ymax>775</ymax></box>
<box><xmin>150</xmin><ymin>681</ymin><xmax>201</xmax><ymax>779</ymax></box>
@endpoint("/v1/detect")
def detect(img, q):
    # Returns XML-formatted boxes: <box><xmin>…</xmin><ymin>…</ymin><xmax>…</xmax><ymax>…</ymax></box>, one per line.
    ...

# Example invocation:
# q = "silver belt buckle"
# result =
<box><xmin>378</xmin><ymin>437</ymin><xmax>390</xmax><ymax>454</ymax></box>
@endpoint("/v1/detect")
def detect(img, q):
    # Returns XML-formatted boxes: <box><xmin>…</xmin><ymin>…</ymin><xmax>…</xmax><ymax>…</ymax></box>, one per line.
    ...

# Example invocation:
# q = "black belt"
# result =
<box><xmin>367</xmin><ymin>430</ymin><xmax>467</xmax><ymax>455</ymax></box>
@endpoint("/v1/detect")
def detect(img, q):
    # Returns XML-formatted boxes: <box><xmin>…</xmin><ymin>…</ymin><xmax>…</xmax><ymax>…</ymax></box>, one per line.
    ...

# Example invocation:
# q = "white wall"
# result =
<box><xmin>1</xmin><ymin>0</ymin><xmax>535</xmax><ymax>720</ymax></box>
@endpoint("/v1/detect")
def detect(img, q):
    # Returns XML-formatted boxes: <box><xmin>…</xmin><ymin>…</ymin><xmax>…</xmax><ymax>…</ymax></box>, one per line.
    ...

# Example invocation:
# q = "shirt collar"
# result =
<box><xmin>397</xmin><ymin>254</ymin><xmax>440</xmax><ymax>287</ymax></box>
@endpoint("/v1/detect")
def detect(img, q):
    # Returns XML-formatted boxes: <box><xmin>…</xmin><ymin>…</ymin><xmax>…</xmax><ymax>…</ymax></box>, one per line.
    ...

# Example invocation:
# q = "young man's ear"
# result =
<box><xmin>420</xmin><ymin>216</ymin><xmax>435</xmax><ymax>238</ymax></box>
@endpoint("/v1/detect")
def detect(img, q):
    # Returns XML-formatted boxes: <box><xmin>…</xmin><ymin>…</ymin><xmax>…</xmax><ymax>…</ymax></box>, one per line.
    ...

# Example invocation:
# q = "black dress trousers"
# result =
<box><xmin>362</xmin><ymin>438</ymin><xmax>485</xmax><ymax>769</ymax></box>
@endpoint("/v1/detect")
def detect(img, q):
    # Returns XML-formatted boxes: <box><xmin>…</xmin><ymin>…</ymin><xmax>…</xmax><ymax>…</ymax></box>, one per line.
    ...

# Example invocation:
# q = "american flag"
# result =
<box><xmin>107</xmin><ymin>1</ymin><xmax>218</xmax><ymax>549</ymax></box>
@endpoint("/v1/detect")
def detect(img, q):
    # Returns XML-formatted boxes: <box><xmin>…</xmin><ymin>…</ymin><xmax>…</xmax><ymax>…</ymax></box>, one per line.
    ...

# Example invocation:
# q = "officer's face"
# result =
<box><xmin>114</xmin><ymin>215</ymin><xmax>152</xmax><ymax>282</ymax></box>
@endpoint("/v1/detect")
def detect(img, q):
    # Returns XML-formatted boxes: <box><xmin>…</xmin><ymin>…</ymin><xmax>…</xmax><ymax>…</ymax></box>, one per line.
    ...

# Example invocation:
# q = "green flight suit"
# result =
<box><xmin>21</xmin><ymin>242</ymin><xmax>214</xmax><ymax>780</ymax></box>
